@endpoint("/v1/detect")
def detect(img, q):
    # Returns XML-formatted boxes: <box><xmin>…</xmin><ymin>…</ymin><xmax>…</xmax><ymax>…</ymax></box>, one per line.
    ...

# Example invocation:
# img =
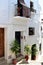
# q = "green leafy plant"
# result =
<box><xmin>31</xmin><ymin>44</ymin><xmax>38</xmax><ymax>60</ymax></box>
<box><xmin>31</xmin><ymin>44</ymin><xmax>37</xmax><ymax>56</ymax></box>
<box><xmin>24</xmin><ymin>45</ymin><xmax>31</xmax><ymax>55</ymax></box>
<box><xmin>10</xmin><ymin>39</ymin><xmax>20</xmax><ymax>56</ymax></box>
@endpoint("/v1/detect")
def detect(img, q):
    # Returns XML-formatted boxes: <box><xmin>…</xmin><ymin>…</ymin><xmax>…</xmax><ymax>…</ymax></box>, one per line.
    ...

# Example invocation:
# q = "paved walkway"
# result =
<box><xmin>0</xmin><ymin>58</ymin><xmax>11</xmax><ymax>65</ymax></box>
<box><xmin>0</xmin><ymin>60</ymin><xmax>42</xmax><ymax>65</ymax></box>
<box><xmin>0</xmin><ymin>57</ymin><xmax>43</xmax><ymax>65</ymax></box>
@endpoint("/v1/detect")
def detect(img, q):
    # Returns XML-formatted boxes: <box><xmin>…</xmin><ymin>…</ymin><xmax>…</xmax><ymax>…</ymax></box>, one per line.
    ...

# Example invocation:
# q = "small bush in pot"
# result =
<box><xmin>24</xmin><ymin>45</ymin><xmax>31</xmax><ymax>61</ymax></box>
<box><xmin>10</xmin><ymin>39</ymin><xmax>20</xmax><ymax>64</ymax></box>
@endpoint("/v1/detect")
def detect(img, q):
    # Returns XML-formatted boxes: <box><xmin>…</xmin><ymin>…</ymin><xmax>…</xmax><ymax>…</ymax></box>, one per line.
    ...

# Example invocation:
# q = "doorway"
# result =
<box><xmin>0</xmin><ymin>28</ymin><xmax>4</xmax><ymax>57</ymax></box>
<box><xmin>15</xmin><ymin>31</ymin><xmax>21</xmax><ymax>53</ymax></box>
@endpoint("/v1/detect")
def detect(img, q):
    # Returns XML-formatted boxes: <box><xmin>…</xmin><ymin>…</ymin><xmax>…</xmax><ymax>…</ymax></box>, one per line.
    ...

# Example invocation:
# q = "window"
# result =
<box><xmin>29</xmin><ymin>27</ymin><xmax>35</xmax><ymax>35</ymax></box>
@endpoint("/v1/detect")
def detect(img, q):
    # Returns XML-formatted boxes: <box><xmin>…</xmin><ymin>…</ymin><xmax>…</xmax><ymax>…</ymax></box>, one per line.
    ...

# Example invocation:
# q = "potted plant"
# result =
<box><xmin>10</xmin><ymin>39</ymin><xmax>20</xmax><ymax>64</ymax></box>
<box><xmin>31</xmin><ymin>44</ymin><xmax>38</xmax><ymax>60</ymax></box>
<box><xmin>24</xmin><ymin>45</ymin><xmax>31</xmax><ymax>61</ymax></box>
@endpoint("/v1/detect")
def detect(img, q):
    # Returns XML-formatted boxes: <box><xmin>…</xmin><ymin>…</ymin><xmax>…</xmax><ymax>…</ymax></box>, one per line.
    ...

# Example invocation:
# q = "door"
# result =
<box><xmin>0</xmin><ymin>28</ymin><xmax>4</xmax><ymax>57</ymax></box>
<box><xmin>15</xmin><ymin>31</ymin><xmax>21</xmax><ymax>52</ymax></box>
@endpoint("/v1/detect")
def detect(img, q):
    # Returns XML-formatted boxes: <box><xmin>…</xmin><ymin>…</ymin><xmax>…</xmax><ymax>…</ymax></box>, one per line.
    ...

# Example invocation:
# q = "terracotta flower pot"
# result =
<box><xmin>31</xmin><ymin>55</ymin><xmax>36</xmax><ymax>60</ymax></box>
<box><xmin>25</xmin><ymin>55</ymin><xmax>29</xmax><ymax>61</ymax></box>
<box><xmin>33</xmin><ymin>56</ymin><xmax>36</xmax><ymax>60</ymax></box>
<box><xmin>12</xmin><ymin>59</ymin><xmax>17</xmax><ymax>65</ymax></box>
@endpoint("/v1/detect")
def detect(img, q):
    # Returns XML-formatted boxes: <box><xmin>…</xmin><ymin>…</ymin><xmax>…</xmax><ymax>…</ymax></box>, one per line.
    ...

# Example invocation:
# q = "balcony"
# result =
<box><xmin>14</xmin><ymin>0</ymin><xmax>36</xmax><ymax>21</ymax></box>
<box><xmin>14</xmin><ymin>0</ymin><xmax>30</xmax><ymax>18</ymax></box>
<box><xmin>14</xmin><ymin>4</ymin><xmax>30</xmax><ymax>24</ymax></box>
<box><xmin>15</xmin><ymin>5</ymin><xmax>30</xmax><ymax>18</ymax></box>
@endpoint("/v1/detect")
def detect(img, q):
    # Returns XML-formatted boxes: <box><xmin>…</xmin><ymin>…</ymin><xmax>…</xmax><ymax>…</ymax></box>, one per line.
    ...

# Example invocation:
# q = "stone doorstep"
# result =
<box><xmin>16</xmin><ymin>55</ymin><xmax>24</xmax><ymax>62</ymax></box>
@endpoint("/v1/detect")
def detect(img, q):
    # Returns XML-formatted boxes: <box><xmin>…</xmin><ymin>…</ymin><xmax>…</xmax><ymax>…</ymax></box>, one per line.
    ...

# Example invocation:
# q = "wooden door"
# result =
<box><xmin>0</xmin><ymin>28</ymin><xmax>4</xmax><ymax>57</ymax></box>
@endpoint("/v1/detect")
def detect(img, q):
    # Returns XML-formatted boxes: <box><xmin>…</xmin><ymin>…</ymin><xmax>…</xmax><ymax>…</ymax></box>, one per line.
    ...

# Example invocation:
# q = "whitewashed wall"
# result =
<box><xmin>0</xmin><ymin>0</ymin><xmax>41</xmax><ymax>62</ymax></box>
<box><xmin>39</xmin><ymin>0</ymin><xmax>43</xmax><ymax>55</ymax></box>
<box><xmin>0</xmin><ymin>0</ymin><xmax>8</xmax><ymax>24</ymax></box>
<box><xmin>4</xmin><ymin>0</ymin><xmax>41</xmax><ymax>61</ymax></box>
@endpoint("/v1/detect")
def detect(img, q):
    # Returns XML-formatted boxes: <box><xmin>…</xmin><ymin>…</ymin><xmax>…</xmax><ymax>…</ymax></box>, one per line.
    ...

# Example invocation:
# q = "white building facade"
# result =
<box><xmin>0</xmin><ymin>0</ymin><xmax>41</xmax><ymax>63</ymax></box>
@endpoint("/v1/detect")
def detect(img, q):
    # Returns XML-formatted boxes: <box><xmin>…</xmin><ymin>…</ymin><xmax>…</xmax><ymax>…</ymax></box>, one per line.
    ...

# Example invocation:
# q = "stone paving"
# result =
<box><xmin>0</xmin><ymin>58</ymin><xmax>43</xmax><ymax>65</ymax></box>
<box><xmin>0</xmin><ymin>61</ymin><xmax>42</xmax><ymax>65</ymax></box>
<box><xmin>0</xmin><ymin>58</ymin><xmax>11</xmax><ymax>65</ymax></box>
<box><xmin>0</xmin><ymin>62</ymin><xmax>13</xmax><ymax>65</ymax></box>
